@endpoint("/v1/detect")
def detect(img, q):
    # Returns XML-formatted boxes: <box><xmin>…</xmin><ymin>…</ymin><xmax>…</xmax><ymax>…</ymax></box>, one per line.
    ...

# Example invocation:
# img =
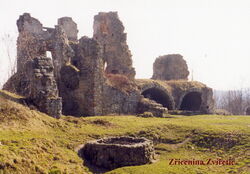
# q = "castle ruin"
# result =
<box><xmin>3</xmin><ymin>12</ymin><xmax>214</xmax><ymax>118</ymax></box>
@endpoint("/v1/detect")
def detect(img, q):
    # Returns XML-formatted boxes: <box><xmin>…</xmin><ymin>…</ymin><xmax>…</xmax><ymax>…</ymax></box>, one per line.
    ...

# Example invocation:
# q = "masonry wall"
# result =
<box><xmin>152</xmin><ymin>54</ymin><xmax>189</xmax><ymax>81</ymax></box>
<box><xmin>93</xmin><ymin>12</ymin><xmax>135</xmax><ymax>79</ymax></box>
<box><xmin>61</xmin><ymin>37</ymin><xmax>105</xmax><ymax>116</ymax></box>
<box><xmin>3</xmin><ymin>12</ymin><xmax>215</xmax><ymax>117</ymax></box>
<box><xmin>25</xmin><ymin>57</ymin><xmax>62</xmax><ymax>118</ymax></box>
<box><xmin>136</xmin><ymin>79</ymin><xmax>214</xmax><ymax>114</ymax></box>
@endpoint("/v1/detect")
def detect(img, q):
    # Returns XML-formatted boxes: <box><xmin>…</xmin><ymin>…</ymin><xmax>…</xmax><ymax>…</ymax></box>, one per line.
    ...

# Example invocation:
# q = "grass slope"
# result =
<box><xmin>0</xmin><ymin>90</ymin><xmax>249</xmax><ymax>174</ymax></box>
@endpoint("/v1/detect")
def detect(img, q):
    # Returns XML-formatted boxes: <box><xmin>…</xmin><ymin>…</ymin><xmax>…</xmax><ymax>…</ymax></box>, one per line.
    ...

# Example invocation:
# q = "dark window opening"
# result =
<box><xmin>141</xmin><ymin>88</ymin><xmax>173</xmax><ymax>110</ymax></box>
<box><xmin>180</xmin><ymin>92</ymin><xmax>202</xmax><ymax>111</ymax></box>
<box><xmin>111</xmin><ymin>70</ymin><xmax>119</xmax><ymax>74</ymax></box>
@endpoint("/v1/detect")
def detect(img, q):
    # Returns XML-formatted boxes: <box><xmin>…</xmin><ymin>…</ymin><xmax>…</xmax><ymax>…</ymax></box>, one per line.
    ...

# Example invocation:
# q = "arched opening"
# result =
<box><xmin>180</xmin><ymin>92</ymin><xmax>202</xmax><ymax>111</ymax></box>
<box><xmin>141</xmin><ymin>88</ymin><xmax>173</xmax><ymax>110</ymax></box>
<box><xmin>246</xmin><ymin>107</ymin><xmax>250</xmax><ymax>115</ymax></box>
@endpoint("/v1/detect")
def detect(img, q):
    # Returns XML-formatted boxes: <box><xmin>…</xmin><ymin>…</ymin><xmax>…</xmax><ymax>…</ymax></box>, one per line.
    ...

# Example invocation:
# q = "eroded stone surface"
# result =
<box><xmin>102</xmin><ymin>84</ymin><xmax>140</xmax><ymax>115</ymax></box>
<box><xmin>58</xmin><ymin>17</ymin><xmax>78</xmax><ymax>42</ymax></box>
<box><xmin>93</xmin><ymin>12</ymin><xmax>135</xmax><ymax>79</ymax></box>
<box><xmin>17</xmin><ymin>13</ymin><xmax>43</xmax><ymax>34</ymax></box>
<box><xmin>25</xmin><ymin>57</ymin><xmax>62</xmax><ymax>118</ymax></box>
<box><xmin>61</xmin><ymin>36</ymin><xmax>104</xmax><ymax>116</ymax></box>
<box><xmin>80</xmin><ymin>137</ymin><xmax>155</xmax><ymax>169</ymax></box>
<box><xmin>137</xmin><ymin>98</ymin><xmax>168</xmax><ymax>117</ymax></box>
<box><xmin>4</xmin><ymin>12</ymin><xmax>215</xmax><ymax>117</ymax></box>
<box><xmin>15</xmin><ymin>13</ymin><xmax>74</xmax><ymax>80</ymax></box>
<box><xmin>152</xmin><ymin>54</ymin><xmax>189</xmax><ymax>80</ymax></box>
<box><xmin>136</xmin><ymin>79</ymin><xmax>214</xmax><ymax>114</ymax></box>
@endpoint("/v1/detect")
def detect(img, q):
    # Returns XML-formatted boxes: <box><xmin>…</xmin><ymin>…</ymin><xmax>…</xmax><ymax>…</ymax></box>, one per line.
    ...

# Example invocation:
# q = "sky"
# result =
<box><xmin>1</xmin><ymin>0</ymin><xmax>250</xmax><ymax>90</ymax></box>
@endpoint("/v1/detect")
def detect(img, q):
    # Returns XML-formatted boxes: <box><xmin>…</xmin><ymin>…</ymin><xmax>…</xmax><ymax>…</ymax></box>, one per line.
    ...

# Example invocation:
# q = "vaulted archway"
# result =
<box><xmin>180</xmin><ymin>92</ymin><xmax>202</xmax><ymax>111</ymax></box>
<box><xmin>141</xmin><ymin>87</ymin><xmax>174</xmax><ymax>110</ymax></box>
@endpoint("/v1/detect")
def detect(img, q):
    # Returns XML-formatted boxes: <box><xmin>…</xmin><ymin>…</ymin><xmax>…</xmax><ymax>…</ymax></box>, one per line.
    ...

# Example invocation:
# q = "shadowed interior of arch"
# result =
<box><xmin>180</xmin><ymin>92</ymin><xmax>202</xmax><ymax>111</ymax></box>
<box><xmin>141</xmin><ymin>88</ymin><xmax>173</xmax><ymax>109</ymax></box>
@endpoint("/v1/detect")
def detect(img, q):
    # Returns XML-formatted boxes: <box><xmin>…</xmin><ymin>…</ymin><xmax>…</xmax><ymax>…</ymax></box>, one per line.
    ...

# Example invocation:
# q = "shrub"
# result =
<box><xmin>105</xmin><ymin>73</ymin><xmax>136</xmax><ymax>93</ymax></box>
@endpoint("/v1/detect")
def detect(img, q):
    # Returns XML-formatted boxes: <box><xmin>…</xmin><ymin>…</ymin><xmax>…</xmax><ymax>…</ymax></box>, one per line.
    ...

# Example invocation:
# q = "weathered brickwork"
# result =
<box><xmin>4</xmin><ymin>12</ymin><xmax>214</xmax><ymax>117</ymax></box>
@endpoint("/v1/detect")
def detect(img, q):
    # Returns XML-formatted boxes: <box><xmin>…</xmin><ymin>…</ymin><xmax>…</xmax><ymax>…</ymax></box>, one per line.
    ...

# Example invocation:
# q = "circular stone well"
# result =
<box><xmin>80</xmin><ymin>136</ymin><xmax>155</xmax><ymax>169</ymax></box>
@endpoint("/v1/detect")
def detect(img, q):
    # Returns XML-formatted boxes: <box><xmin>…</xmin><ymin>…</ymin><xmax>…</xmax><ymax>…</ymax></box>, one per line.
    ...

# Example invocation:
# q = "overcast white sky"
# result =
<box><xmin>1</xmin><ymin>0</ymin><xmax>250</xmax><ymax>90</ymax></box>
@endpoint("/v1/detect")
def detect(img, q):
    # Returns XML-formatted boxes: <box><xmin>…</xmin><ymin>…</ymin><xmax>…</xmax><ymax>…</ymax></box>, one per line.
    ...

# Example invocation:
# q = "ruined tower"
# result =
<box><xmin>58</xmin><ymin>17</ymin><xmax>78</xmax><ymax>42</ymax></box>
<box><xmin>16</xmin><ymin>13</ymin><xmax>74</xmax><ymax>80</ymax></box>
<box><xmin>3</xmin><ymin>12</ymin><xmax>215</xmax><ymax>118</ymax></box>
<box><xmin>60</xmin><ymin>37</ymin><xmax>104</xmax><ymax>116</ymax></box>
<box><xmin>93</xmin><ymin>12</ymin><xmax>135</xmax><ymax>79</ymax></box>
<box><xmin>25</xmin><ymin>57</ymin><xmax>62</xmax><ymax>118</ymax></box>
<box><xmin>3</xmin><ymin>13</ymin><xmax>76</xmax><ymax>118</ymax></box>
<box><xmin>152</xmin><ymin>54</ymin><xmax>189</xmax><ymax>81</ymax></box>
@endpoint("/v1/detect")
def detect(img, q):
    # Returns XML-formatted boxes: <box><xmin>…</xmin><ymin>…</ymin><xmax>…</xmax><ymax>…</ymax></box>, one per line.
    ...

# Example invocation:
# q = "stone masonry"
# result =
<box><xmin>93</xmin><ymin>12</ymin><xmax>136</xmax><ymax>79</ymax></box>
<box><xmin>61</xmin><ymin>36</ymin><xmax>104</xmax><ymax>116</ymax></box>
<box><xmin>152</xmin><ymin>54</ymin><xmax>189</xmax><ymax>80</ymax></box>
<box><xmin>80</xmin><ymin>136</ymin><xmax>155</xmax><ymax>169</ymax></box>
<box><xmin>58</xmin><ymin>17</ymin><xmax>78</xmax><ymax>42</ymax></box>
<box><xmin>3</xmin><ymin>12</ymin><xmax>215</xmax><ymax>117</ymax></box>
<box><xmin>25</xmin><ymin>57</ymin><xmax>62</xmax><ymax>118</ymax></box>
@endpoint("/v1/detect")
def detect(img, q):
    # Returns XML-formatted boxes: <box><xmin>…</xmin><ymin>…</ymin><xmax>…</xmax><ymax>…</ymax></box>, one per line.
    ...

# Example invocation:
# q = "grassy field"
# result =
<box><xmin>0</xmin><ymin>90</ymin><xmax>249</xmax><ymax>174</ymax></box>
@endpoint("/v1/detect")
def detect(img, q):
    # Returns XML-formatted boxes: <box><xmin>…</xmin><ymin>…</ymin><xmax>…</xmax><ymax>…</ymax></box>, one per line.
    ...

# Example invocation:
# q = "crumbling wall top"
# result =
<box><xmin>93</xmin><ymin>11</ymin><xmax>135</xmax><ymax>79</ymax></box>
<box><xmin>93</xmin><ymin>12</ymin><xmax>124</xmax><ymax>37</ymax></box>
<box><xmin>58</xmin><ymin>17</ymin><xmax>78</xmax><ymax>42</ymax></box>
<box><xmin>17</xmin><ymin>13</ymin><xmax>43</xmax><ymax>34</ymax></box>
<box><xmin>152</xmin><ymin>54</ymin><xmax>189</xmax><ymax>81</ymax></box>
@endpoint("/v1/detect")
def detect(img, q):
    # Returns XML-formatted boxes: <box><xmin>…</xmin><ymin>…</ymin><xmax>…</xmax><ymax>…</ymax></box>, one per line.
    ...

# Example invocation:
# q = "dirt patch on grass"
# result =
<box><xmin>62</xmin><ymin>116</ymin><xmax>87</xmax><ymax>125</ymax></box>
<box><xmin>89</xmin><ymin>119</ymin><xmax>115</xmax><ymax>127</ymax></box>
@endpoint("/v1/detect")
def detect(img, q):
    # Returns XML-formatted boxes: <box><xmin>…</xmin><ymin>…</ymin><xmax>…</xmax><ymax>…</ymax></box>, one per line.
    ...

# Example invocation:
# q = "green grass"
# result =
<box><xmin>0</xmin><ymin>91</ymin><xmax>249</xmax><ymax>174</ymax></box>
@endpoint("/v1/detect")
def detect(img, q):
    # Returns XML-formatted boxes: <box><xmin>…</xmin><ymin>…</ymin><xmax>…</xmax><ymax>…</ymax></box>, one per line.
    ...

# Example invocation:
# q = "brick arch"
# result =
<box><xmin>140</xmin><ymin>83</ymin><xmax>175</xmax><ymax>110</ymax></box>
<box><xmin>178</xmin><ymin>89</ymin><xmax>202</xmax><ymax>111</ymax></box>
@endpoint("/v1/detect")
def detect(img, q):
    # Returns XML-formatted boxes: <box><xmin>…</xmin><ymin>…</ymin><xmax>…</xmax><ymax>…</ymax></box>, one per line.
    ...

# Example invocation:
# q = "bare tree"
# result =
<box><xmin>1</xmin><ymin>33</ymin><xmax>17</xmax><ymax>76</ymax></box>
<box><xmin>214</xmin><ymin>88</ymin><xmax>250</xmax><ymax>115</ymax></box>
<box><xmin>0</xmin><ymin>33</ymin><xmax>17</xmax><ymax>88</ymax></box>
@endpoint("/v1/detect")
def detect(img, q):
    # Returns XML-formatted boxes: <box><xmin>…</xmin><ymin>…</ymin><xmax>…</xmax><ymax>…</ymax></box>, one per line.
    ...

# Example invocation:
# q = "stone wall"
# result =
<box><xmin>4</xmin><ymin>13</ymin><xmax>74</xmax><ymax>117</ymax></box>
<box><xmin>102</xmin><ymin>84</ymin><xmax>140</xmax><ymax>115</ymax></box>
<box><xmin>58</xmin><ymin>17</ymin><xmax>78</xmax><ymax>42</ymax></box>
<box><xmin>49</xmin><ymin>25</ymin><xmax>74</xmax><ymax>81</ymax></box>
<box><xmin>152</xmin><ymin>54</ymin><xmax>189</xmax><ymax>80</ymax></box>
<box><xmin>3</xmin><ymin>12</ymin><xmax>215</xmax><ymax>117</ymax></box>
<box><xmin>167</xmin><ymin>81</ymin><xmax>214</xmax><ymax>113</ymax></box>
<box><xmin>136</xmin><ymin>79</ymin><xmax>214</xmax><ymax>114</ymax></box>
<box><xmin>25</xmin><ymin>57</ymin><xmax>62</xmax><ymax>118</ymax></box>
<box><xmin>137</xmin><ymin>98</ymin><xmax>168</xmax><ymax>117</ymax></box>
<box><xmin>93</xmin><ymin>12</ymin><xmax>135</xmax><ymax>79</ymax></box>
<box><xmin>16</xmin><ymin>13</ymin><xmax>43</xmax><ymax>34</ymax></box>
<box><xmin>6</xmin><ymin>12</ymin><xmax>141</xmax><ymax>117</ymax></box>
<box><xmin>80</xmin><ymin>137</ymin><xmax>155</xmax><ymax>169</ymax></box>
<box><xmin>61</xmin><ymin>36</ymin><xmax>105</xmax><ymax>116</ymax></box>
<box><xmin>15</xmin><ymin>13</ymin><xmax>74</xmax><ymax>80</ymax></box>
<box><xmin>59</xmin><ymin>64</ymin><xmax>80</xmax><ymax>116</ymax></box>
